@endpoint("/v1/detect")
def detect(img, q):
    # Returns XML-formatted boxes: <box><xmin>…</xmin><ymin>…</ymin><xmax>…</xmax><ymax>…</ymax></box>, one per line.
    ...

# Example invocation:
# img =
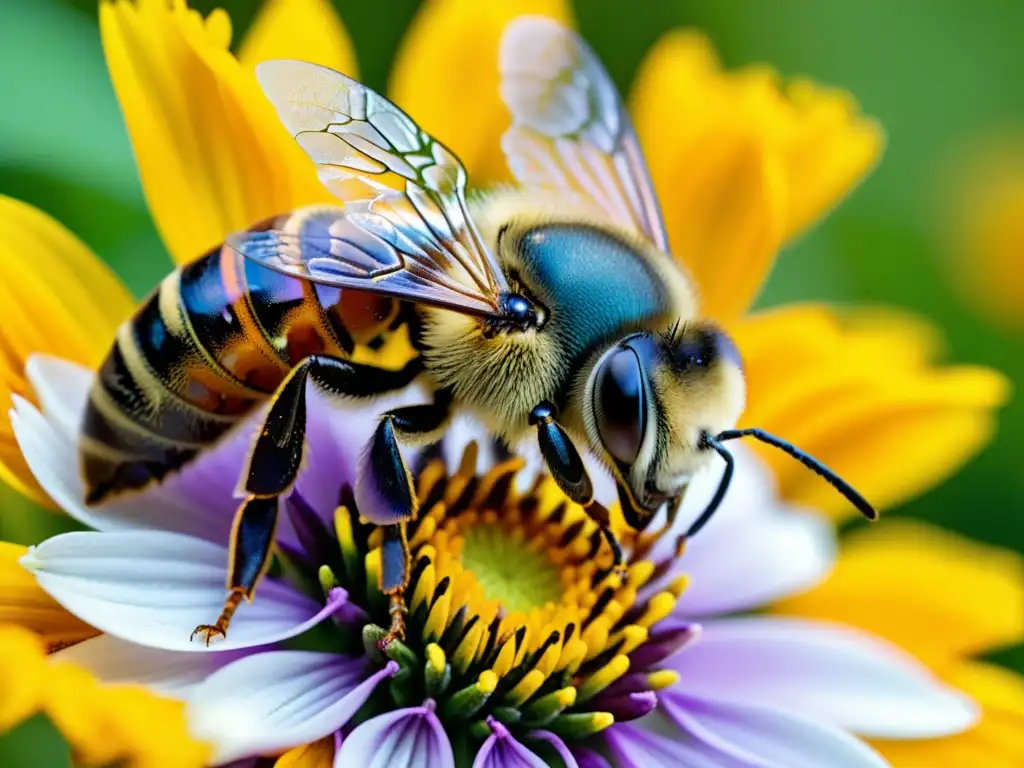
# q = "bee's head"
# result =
<box><xmin>585</xmin><ymin>322</ymin><xmax>878</xmax><ymax>535</ymax></box>
<box><xmin>584</xmin><ymin>322</ymin><xmax>746</xmax><ymax>530</ymax></box>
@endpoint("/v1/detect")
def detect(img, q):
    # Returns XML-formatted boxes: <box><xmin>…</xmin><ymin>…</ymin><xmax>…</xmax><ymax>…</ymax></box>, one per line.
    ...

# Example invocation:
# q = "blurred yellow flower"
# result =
<box><xmin>0</xmin><ymin>197</ymin><xmax>134</xmax><ymax>507</ymax></box>
<box><xmin>732</xmin><ymin>305</ymin><xmax>1010</xmax><ymax>519</ymax></box>
<box><xmin>99</xmin><ymin>0</ymin><xmax>344</xmax><ymax>266</ymax></box>
<box><xmin>0</xmin><ymin>544</ymin><xmax>209</xmax><ymax>768</ymax></box>
<box><xmin>945</xmin><ymin>131</ymin><xmax>1024</xmax><ymax>330</ymax></box>
<box><xmin>776</xmin><ymin>520</ymin><xmax>1024</xmax><ymax>767</ymax></box>
<box><xmin>630</xmin><ymin>31</ymin><xmax>884</xmax><ymax>321</ymax></box>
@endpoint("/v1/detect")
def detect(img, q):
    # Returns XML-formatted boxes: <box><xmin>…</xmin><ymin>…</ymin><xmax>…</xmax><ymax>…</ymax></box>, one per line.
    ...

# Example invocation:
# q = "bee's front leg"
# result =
<box><xmin>529</xmin><ymin>402</ymin><xmax>627</xmax><ymax>579</ymax></box>
<box><xmin>191</xmin><ymin>354</ymin><xmax>422</xmax><ymax>646</ymax></box>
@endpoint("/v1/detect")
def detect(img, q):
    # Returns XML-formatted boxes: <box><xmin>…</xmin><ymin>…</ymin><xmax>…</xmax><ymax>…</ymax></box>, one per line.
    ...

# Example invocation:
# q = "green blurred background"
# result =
<box><xmin>1</xmin><ymin>0</ymin><xmax>1022</xmax><ymax>763</ymax></box>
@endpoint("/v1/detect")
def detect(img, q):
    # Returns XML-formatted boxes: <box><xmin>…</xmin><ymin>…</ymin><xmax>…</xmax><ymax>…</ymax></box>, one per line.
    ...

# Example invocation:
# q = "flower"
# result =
<box><xmin>0</xmin><ymin>0</ymin><xmax>1016</xmax><ymax>764</ymax></box>
<box><xmin>942</xmin><ymin>130</ymin><xmax>1024</xmax><ymax>330</ymax></box>
<box><xmin>3</xmin><ymin>357</ymin><xmax>977</xmax><ymax>766</ymax></box>
<box><xmin>776</xmin><ymin>520</ymin><xmax>1024</xmax><ymax>766</ymax></box>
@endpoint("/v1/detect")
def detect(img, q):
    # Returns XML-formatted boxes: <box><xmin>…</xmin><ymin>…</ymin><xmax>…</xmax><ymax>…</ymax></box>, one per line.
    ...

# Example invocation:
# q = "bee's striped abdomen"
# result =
<box><xmin>80</xmin><ymin>243</ymin><xmax>402</xmax><ymax>505</ymax></box>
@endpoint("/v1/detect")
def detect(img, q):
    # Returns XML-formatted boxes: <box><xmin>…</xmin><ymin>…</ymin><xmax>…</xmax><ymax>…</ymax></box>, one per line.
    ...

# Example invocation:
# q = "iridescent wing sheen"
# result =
<box><xmin>499</xmin><ymin>17</ymin><xmax>669</xmax><ymax>252</ymax></box>
<box><xmin>230</xmin><ymin>59</ymin><xmax>507</xmax><ymax>317</ymax></box>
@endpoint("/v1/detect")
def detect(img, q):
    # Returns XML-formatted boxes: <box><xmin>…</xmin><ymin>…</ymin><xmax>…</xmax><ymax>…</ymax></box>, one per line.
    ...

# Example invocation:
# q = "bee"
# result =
<box><xmin>79</xmin><ymin>18</ymin><xmax>875</xmax><ymax>646</ymax></box>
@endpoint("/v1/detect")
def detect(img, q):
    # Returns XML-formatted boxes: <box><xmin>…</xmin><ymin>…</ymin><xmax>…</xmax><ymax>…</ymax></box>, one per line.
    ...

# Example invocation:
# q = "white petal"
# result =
<box><xmin>335</xmin><ymin>704</ymin><xmax>454</xmax><ymax>768</ymax></box>
<box><xmin>188</xmin><ymin>651</ymin><xmax>397</xmax><ymax>764</ymax></box>
<box><xmin>672</xmin><ymin>617</ymin><xmax>978</xmax><ymax>738</ymax></box>
<box><xmin>673</xmin><ymin>510</ymin><xmax>835</xmax><ymax>616</ymax></box>
<box><xmin>23</xmin><ymin>530</ymin><xmax>336</xmax><ymax>651</ymax></box>
<box><xmin>25</xmin><ymin>355</ymin><xmax>92</xmax><ymax>439</ymax></box>
<box><xmin>637</xmin><ymin>447</ymin><xmax>837</xmax><ymax>613</ymax></box>
<box><xmin>55</xmin><ymin>634</ymin><xmax>245</xmax><ymax>697</ymax></box>
<box><xmin>605</xmin><ymin>719</ymin><xmax>747</xmax><ymax>768</ymax></box>
<box><xmin>662</xmin><ymin>693</ymin><xmax>888</xmax><ymax>768</ymax></box>
<box><xmin>644</xmin><ymin>445</ymin><xmax>783</xmax><ymax>563</ymax></box>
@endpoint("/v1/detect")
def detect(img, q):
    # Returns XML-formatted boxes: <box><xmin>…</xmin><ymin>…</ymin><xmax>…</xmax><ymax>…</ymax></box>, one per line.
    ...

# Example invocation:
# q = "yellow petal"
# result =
<box><xmin>944</xmin><ymin>132</ymin><xmax>1024</xmax><ymax>330</ymax></box>
<box><xmin>100</xmin><ymin>0</ymin><xmax>328</xmax><ymax>265</ymax></box>
<box><xmin>389</xmin><ymin>0</ymin><xmax>572</xmax><ymax>185</ymax></box>
<box><xmin>0</xmin><ymin>196</ymin><xmax>135</xmax><ymax>504</ymax></box>
<box><xmin>276</xmin><ymin>737</ymin><xmax>335</xmax><ymax>767</ymax></box>
<box><xmin>0</xmin><ymin>542</ymin><xmax>97</xmax><ymax>648</ymax></box>
<box><xmin>780</xmin><ymin>78</ymin><xmax>884</xmax><ymax>240</ymax></box>
<box><xmin>0</xmin><ymin>624</ymin><xmax>210</xmax><ymax>767</ymax></box>
<box><xmin>0</xmin><ymin>625</ymin><xmax>46</xmax><ymax>730</ymax></box>
<box><xmin>873</xmin><ymin>662</ymin><xmax>1024</xmax><ymax>768</ymax></box>
<box><xmin>239</xmin><ymin>0</ymin><xmax>357</xmax><ymax>75</ymax></box>
<box><xmin>774</xmin><ymin>520</ymin><xmax>1024</xmax><ymax>666</ymax></box>
<box><xmin>734</xmin><ymin>304</ymin><xmax>1010</xmax><ymax>517</ymax></box>
<box><xmin>631</xmin><ymin>31</ymin><xmax>882</xmax><ymax>318</ymax></box>
<box><xmin>631</xmin><ymin>32</ymin><xmax>785</xmax><ymax>320</ymax></box>
<box><xmin>45</xmin><ymin>661</ymin><xmax>211</xmax><ymax>768</ymax></box>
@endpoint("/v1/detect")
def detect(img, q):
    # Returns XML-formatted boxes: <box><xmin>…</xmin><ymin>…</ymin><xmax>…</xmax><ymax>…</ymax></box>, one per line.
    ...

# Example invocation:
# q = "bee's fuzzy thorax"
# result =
<box><xmin>419</xmin><ymin>306</ymin><xmax>567</xmax><ymax>440</ymax></box>
<box><xmin>418</xmin><ymin>188</ymin><xmax>704</xmax><ymax>446</ymax></box>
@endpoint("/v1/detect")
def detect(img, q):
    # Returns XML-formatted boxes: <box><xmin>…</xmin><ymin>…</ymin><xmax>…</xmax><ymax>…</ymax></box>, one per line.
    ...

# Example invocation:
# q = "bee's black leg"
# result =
<box><xmin>529</xmin><ymin>402</ymin><xmax>627</xmax><ymax>577</ymax></box>
<box><xmin>191</xmin><ymin>354</ymin><xmax>422</xmax><ymax>646</ymax></box>
<box><xmin>362</xmin><ymin>394</ymin><xmax>454</xmax><ymax>650</ymax></box>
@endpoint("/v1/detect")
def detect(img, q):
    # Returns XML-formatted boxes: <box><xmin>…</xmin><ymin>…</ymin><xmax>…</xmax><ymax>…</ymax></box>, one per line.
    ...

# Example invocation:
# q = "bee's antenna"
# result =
<box><xmin>716</xmin><ymin>428</ymin><xmax>878</xmax><ymax>521</ymax></box>
<box><xmin>685</xmin><ymin>434</ymin><xmax>735</xmax><ymax>538</ymax></box>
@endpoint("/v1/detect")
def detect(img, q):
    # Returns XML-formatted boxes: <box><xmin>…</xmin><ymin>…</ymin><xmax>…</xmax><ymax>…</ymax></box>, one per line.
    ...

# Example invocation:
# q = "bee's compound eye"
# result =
<box><xmin>593</xmin><ymin>346</ymin><xmax>647</xmax><ymax>465</ymax></box>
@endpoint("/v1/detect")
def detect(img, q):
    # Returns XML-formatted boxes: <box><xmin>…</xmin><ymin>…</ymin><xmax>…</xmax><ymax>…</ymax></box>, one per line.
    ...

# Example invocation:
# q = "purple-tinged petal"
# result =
<box><xmin>285</xmin><ymin>490</ymin><xmax>339</xmax><ymax>569</ymax></box>
<box><xmin>336</xmin><ymin>701</ymin><xmax>454</xmax><ymax>768</ymax></box>
<box><xmin>598</xmin><ymin>672</ymin><xmax>655</xmax><ymax>700</ymax></box>
<box><xmin>54</xmin><ymin>634</ymin><xmax>253</xmax><ymax>697</ymax></box>
<box><xmin>670</xmin><ymin>617</ymin><xmax>978</xmax><ymax>738</ymax></box>
<box><xmin>669</xmin><ymin>509</ymin><xmax>834</xmax><ymax>617</ymax></box>
<box><xmin>605</xmin><ymin>719</ymin><xmax>748</xmax><ymax>768</ymax></box>
<box><xmin>637</xmin><ymin>448</ymin><xmax>835</xmax><ymax>617</ymax></box>
<box><xmin>570</xmin><ymin>746</ymin><xmax>612</xmax><ymax>768</ymax></box>
<box><xmin>327</xmin><ymin>586</ymin><xmax>368</xmax><ymax>625</ymax></box>
<box><xmin>299</xmin><ymin>384</ymin><xmax>429</xmax><ymax>524</ymax></box>
<box><xmin>661</xmin><ymin>692</ymin><xmax>888</xmax><ymax>768</ymax></box>
<box><xmin>187</xmin><ymin>652</ymin><xmax>398</xmax><ymax>764</ymax></box>
<box><xmin>590</xmin><ymin>691</ymin><xmax>657</xmax><ymax>722</ymax></box>
<box><xmin>22</xmin><ymin>530</ymin><xmax>347</xmax><ymax>652</ymax></box>
<box><xmin>527</xmin><ymin>731</ymin><xmax>579</xmax><ymax>768</ymax></box>
<box><xmin>473</xmin><ymin>718</ymin><xmax>547</xmax><ymax>768</ymax></box>
<box><xmin>627</xmin><ymin>619</ymin><xmax>701</xmax><ymax>670</ymax></box>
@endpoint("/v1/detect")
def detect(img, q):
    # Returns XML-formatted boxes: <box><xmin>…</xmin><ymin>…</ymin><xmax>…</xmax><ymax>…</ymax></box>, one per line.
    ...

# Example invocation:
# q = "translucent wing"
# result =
<box><xmin>231</xmin><ymin>60</ymin><xmax>507</xmax><ymax>317</ymax></box>
<box><xmin>499</xmin><ymin>17</ymin><xmax>669</xmax><ymax>252</ymax></box>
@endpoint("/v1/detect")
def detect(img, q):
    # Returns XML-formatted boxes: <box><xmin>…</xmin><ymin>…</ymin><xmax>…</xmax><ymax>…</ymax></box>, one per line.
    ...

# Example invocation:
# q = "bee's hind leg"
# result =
<box><xmin>529</xmin><ymin>402</ymin><xmax>627</xmax><ymax>579</ymax></box>
<box><xmin>191</xmin><ymin>354</ymin><xmax>423</xmax><ymax>645</ymax></box>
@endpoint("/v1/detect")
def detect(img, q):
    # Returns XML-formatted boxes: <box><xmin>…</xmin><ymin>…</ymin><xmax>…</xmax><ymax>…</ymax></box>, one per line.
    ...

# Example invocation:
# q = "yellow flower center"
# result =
<box><xmin>329</xmin><ymin>449</ymin><xmax>688</xmax><ymax>738</ymax></box>
<box><xmin>459</xmin><ymin>524</ymin><xmax>562</xmax><ymax>614</ymax></box>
